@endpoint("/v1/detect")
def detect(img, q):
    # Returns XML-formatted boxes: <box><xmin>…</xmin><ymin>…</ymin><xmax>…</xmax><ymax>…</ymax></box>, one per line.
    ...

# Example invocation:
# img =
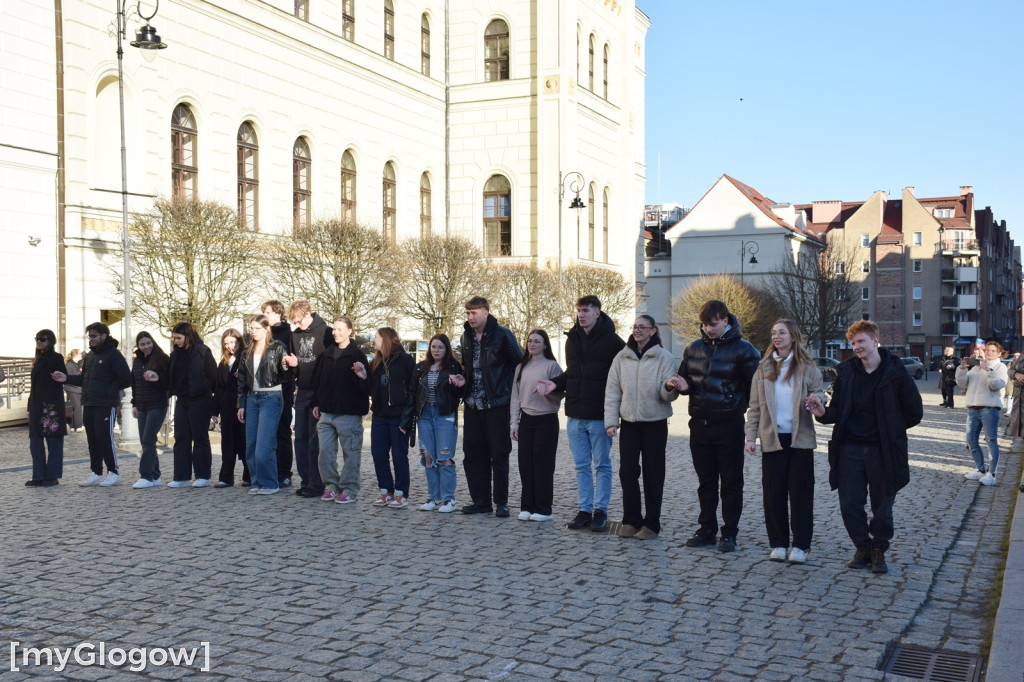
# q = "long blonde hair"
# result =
<box><xmin>761</xmin><ymin>319</ymin><xmax>813</xmax><ymax>383</ymax></box>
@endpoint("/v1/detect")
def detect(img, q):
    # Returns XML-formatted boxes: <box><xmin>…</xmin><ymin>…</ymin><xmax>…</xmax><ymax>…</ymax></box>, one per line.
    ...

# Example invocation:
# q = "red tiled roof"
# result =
<box><xmin>719</xmin><ymin>175</ymin><xmax>822</xmax><ymax>243</ymax></box>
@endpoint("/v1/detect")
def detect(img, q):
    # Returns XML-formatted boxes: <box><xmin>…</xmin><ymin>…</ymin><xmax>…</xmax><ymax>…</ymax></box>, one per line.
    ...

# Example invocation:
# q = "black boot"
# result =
<box><xmin>847</xmin><ymin>548</ymin><xmax>871</xmax><ymax>569</ymax></box>
<box><xmin>870</xmin><ymin>548</ymin><xmax>888</xmax><ymax>574</ymax></box>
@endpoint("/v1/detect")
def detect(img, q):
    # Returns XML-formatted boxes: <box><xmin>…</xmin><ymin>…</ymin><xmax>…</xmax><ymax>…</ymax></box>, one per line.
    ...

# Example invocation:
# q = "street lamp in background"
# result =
<box><xmin>557</xmin><ymin>171</ymin><xmax>587</xmax><ymax>274</ymax></box>
<box><xmin>738</xmin><ymin>239</ymin><xmax>759</xmax><ymax>283</ymax></box>
<box><xmin>891</xmin><ymin>300</ymin><xmax>898</xmax><ymax>351</ymax></box>
<box><xmin>113</xmin><ymin>0</ymin><xmax>167</xmax><ymax>442</ymax></box>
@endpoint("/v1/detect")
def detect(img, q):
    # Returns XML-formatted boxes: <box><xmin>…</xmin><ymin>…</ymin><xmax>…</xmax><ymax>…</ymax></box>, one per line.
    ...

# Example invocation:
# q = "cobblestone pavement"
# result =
<box><xmin>0</xmin><ymin>381</ymin><xmax>1019</xmax><ymax>680</ymax></box>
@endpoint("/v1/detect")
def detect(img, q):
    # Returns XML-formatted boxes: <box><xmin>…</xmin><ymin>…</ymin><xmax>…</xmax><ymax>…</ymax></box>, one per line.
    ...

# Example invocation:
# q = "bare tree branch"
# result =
<box><xmin>397</xmin><ymin>235</ymin><xmax>486</xmax><ymax>338</ymax></box>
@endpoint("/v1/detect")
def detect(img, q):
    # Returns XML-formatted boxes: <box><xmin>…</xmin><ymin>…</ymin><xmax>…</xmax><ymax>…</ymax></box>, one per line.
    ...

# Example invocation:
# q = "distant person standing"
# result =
<box><xmin>63</xmin><ymin>349</ymin><xmax>84</xmax><ymax>431</ymax></box>
<box><xmin>213</xmin><ymin>328</ymin><xmax>249</xmax><ymax>488</ymax></box>
<box><xmin>52</xmin><ymin>322</ymin><xmax>131</xmax><ymax>487</ymax></box>
<box><xmin>130</xmin><ymin>331</ymin><xmax>170</xmax><ymax>488</ymax></box>
<box><xmin>262</xmin><ymin>300</ymin><xmax>295</xmax><ymax>487</ymax></box>
<box><xmin>27</xmin><ymin>329</ymin><xmax>67</xmax><ymax>487</ymax></box>
<box><xmin>167</xmin><ymin>322</ymin><xmax>217</xmax><ymax>488</ymax></box>
<box><xmin>956</xmin><ymin>340</ymin><xmax>1008</xmax><ymax>486</ymax></box>
<box><xmin>938</xmin><ymin>347</ymin><xmax>958</xmax><ymax>408</ymax></box>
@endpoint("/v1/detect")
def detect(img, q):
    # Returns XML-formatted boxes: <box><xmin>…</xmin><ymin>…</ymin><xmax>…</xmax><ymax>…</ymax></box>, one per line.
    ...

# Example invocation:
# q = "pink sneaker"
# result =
<box><xmin>387</xmin><ymin>491</ymin><xmax>408</xmax><ymax>509</ymax></box>
<box><xmin>334</xmin><ymin>492</ymin><xmax>356</xmax><ymax>504</ymax></box>
<box><xmin>320</xmin><ymin>489</ymin><xmax>338</xmax><ymax>502</ymax></box>
<box><xmin>371</xmin><ymin>489</ymin><xmax>392</xmax><ymax>506</ymax></box>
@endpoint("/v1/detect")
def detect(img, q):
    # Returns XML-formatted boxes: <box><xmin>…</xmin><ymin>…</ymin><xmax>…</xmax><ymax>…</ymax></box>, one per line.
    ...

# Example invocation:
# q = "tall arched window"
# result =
<box><xmin>292</xmin><ymin>137</ymin><xmax>311</xmax><ymax>232</ymax></box>
<box><xmin>603</xmin><ymin>187</ymin><xmax>610</xmax><ymax>262</ymax></box>
<box><xmin>342</xmin><ymin>0</ymin><xmax>355</xmax><ymax>41</ymax></box>
<box><xmin>421</xmin><ymin>14</ymin><xmax>431</xmax><ymax>76</ymax></box>
<box><xmin>341</xmin><ymin>150</ymin><xmax>357</xmax><ymax>223</ymax></box>
<box><xmin>420</xmin><ymin>173</ymin><xmax>432</xmax><ymax>237</ymax></box>
<box><xmin>171</xmin><ymin>104</ymin><xmax>197</xmax><ymax>201</ymax></box>
<box><xmin>237</xmin><ymin>122</ymin><xmax>258</xmax><ymax>231</ymax></box>
<box><xmin>483</xmin><ymin>175</ymin><xmax>511</xmax><ymax>257</ymax></box>
<box><xmin>603</xmin><ymin>44</ymin><xmax>609</xmax><ymax>99</ymax></box>
<box><xmin>587</xmin><ymin>184</ymin><xmax>596</xmax><ymax>260</ymax></box>
<box><xmin>382</xmin><ymin>162</ymin><xmax>396</xmax><ymax>243</ymax></box>
<box><xmin>588</xmin><ymin>34</ymin><xmax>595</xmax><ymax>91</ymax></box>
<box><xmin>484</xmin><ymin>19</ymin><xmax>509</xmax><ymax>82</ymax></box>
<box><xmin>384</xmin><ymin>0</ymin><xmax>395</xmax><ymax>60</ymax></box>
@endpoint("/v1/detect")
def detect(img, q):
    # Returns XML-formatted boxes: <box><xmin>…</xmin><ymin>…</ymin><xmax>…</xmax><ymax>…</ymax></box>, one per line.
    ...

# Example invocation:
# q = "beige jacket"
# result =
<box><xmin>744</xmin><ymin>358</ymin><xmax>825</xmax><ymax>452</ymax></box>
<box><xmin>604</xmin><ymin>344</ymin><xmax>678</xmax><ymax>428</ymax></box>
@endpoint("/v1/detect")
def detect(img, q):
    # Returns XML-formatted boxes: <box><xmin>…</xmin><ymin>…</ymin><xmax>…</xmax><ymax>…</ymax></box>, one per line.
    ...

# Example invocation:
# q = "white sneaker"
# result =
<box><xmin>420</xmin><ymin>500</ymin><xmax>438</xmax><ymax>511</ymax></box>
<box><xmin>438</xmin><ymin>500</ymin><xmax>457</xmax><ymax>513</ymax></box>
<box><xmin>79</xmin><ymin>473</ymin><xmax>104</xmax><ymax>487</ymax></box>
<box><xmin>788</xmin><ymin>548</ymin><xmax>808</xmax><ymax>564</ymax></box>
<box><xmin>99</xmin><ymin>473</ymin><xmax>121</xmax><ymax>487</ymax></box>
<box><xmin>769</xmin><ymin>547</ymin><xmax>787</xmax><ymax>562</ymax></box>
<box><xmin>529</xmin><ymin>513</ymin><xmax>552</xmax><ymax>522</ymax></box>
<box><xmin>965</xmin><ymin>470</ymin><xmax>985</xmax><ymax>481</ymax></box>
<box><xmin>192</xmin><ymin>479</ymin><xmax>211</xmax><ymax>488</ymax></box>
<box><xmin>133</xmin><ymin>478</ymin><xmax>157</xmax><ymax>489</ymax></box>
<box><xmin>517</xmin><ymin>511</ymin><xmax>532</xmax><ymax>521</ymax></box>
<box><xmin>980</xmin><ymin>472</ymin><xmax>997</xmax><ymax>486</ymax></box>
<box><xmin>152</xmin><ymin>477</ymin><xmax>162</xmax><ymax>486</ymax></box>
<box><xmin>167</xmin><ymin>480</ymin><xmax>191</xmax><ymax>488</ymax></box>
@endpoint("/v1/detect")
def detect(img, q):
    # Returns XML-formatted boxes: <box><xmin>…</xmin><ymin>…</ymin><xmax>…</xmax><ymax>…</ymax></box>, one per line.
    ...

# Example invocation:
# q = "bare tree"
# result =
<box><xmin>117</xmin><ymin>198</ymin><xmax>259</xmax><ymax>337</ymax></box>
<box><xmin>398</xmin><ymin>235</ymin><xmax>486</xmax><ymax>338</ymax></box>
<box><xmin>272</xmin><ymin>218</ymin><xmax>396</xmax><ymax>331</ymax></box>
<box><xmin>670</xmin><ymin>273</ymin><xmax>782</xmax><ymax>351</ymax></box>
<box><xmin>485</xmin><ymin>263</ymin><xmax>562</xmax><ymax>345</ymax></box>
<box><xmin>557</xmin><ymin>263</ymin><xmax>636</xmax><ymax>332</ymax></box>
<box><xmin>768</xmin><ymin>234</ymin><xmax>859</xmax><ymax>355</ymax></box>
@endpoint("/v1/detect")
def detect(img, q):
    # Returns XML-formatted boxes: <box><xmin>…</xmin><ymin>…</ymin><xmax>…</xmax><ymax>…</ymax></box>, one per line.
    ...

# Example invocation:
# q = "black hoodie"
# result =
<box><xmin>289</xmin><ymin>313</ymin><xmax>334</xmax><ymax>389</ymax></box>
<box><xmin>311</xmin><ymin>342</ymin><xmax>370</xmax><ymax>416</ymax></box>
<box><xmin>65</xmin><ymin>336</ymin><xmax>132</xmax><ymax>408</ymax></box>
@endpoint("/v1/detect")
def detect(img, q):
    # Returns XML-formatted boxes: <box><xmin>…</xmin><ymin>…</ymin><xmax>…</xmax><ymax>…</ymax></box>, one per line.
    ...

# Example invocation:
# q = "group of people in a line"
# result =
<box><xmin>27</xmin><ymin>293</ymin><xmax>950</xmax><ymax>574</ymax></box>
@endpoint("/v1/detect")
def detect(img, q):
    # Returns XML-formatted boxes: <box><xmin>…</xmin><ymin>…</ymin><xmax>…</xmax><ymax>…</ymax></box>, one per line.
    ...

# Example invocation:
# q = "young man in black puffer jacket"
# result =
<box><xmin>669</xmin><ymin>299</ymin><xmax>760</xmax><ymax>553</ymax></box>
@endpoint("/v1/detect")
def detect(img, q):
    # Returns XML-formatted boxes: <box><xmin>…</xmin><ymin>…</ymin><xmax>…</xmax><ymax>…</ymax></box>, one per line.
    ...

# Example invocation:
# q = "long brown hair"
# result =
<box><xmin>422</xmin><ymin>333</ymin><xmax>455</xmax><ymax>370</ymax></box>
<box><xmin>245</xmin><ymin>315</ymin><xmax>272</xmax><ymax>361</ymax></box>
<box><xmin>171</xmin><ymin>321</ymin><xmax>198</xmax><ymax>350</ymax></box>
<box><xmin>761</xmin><ymin>319</ymin><xmax>813</xmax><ymax>382</ymax></box>
<box><xmin>220</xmin><ymin>328</ymin><xmax>243</xmax><ymax>365</ymax></box>
<box><xmin>135</xmin><ymin>331</ymin><xmax>170</xmax><ymax>369</ymax></box>
<box><xmin>371</xmin><ymin>327</ymin><xmax>401</xmax><ymax>372</ymax></box>
<box><xmin>33</xmin><ymin>329</ymin><xmax>57</xmax><ymax>366</ymax></box>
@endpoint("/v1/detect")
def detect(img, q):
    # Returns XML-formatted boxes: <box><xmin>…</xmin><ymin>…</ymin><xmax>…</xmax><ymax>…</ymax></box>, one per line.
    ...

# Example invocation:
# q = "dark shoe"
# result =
<box><xmin>718</xmin><ymin>536</ymin><xmax>737</xmax><ymax>553</ymax></box>
<box><xmin>39</xmin><ymin>479</ymin><xmax>59</xmax><ymax>487</ymax></box>
<box><xmin>847</xmin><ymin>548</ymin><xmax>872</xmax><ymax>569</ymax></box>
<box><xmin>461</xmin><ymin>501</ymin><xmax>492</xmax><ymax>515</ymax></box>
<box><xmin>297</xmin><ymin>489</ymin><xmax>319</xmax><ymax>498</ymax></box>
<box><xmin>214</xmin><ymin>481</ymin><xmax>231</xmax><ymax>488</ymax></box>
<box><xmin>870</xmin><ymin>548</ymin><xmax>888</xmax><ymax>574</ymax></box>
<box><xmin>280</xmin><ymin>477</ymin><xmax>292</xmax><ymax>488</ymax></box>
<box><xmin>566</xmin><ymin>510</ymin><xmax>593</xmax><ymax>530</ymax></box>
<box><xmin>25</xmin><ymin>480</ymin><xmax>41</xmax><ymax>487</ymax></box>
<box><xmin>494</xmin><ymin>505</ymin><xmax>510</xmax><ymax>518</ymax></box>
<box><xmin>241</xmin><ymin>481</ymin><xmax>251</xmax><ymax>487</ymax></box>
<box><xmin>685</xmin><ymin>531</ymin><xmax>717</xmax><ymax>548</ymax></box>
<box><xmin>590</xmin><ymin>510</ymin><xmax>609</xmax><ymax>532</ymax></box>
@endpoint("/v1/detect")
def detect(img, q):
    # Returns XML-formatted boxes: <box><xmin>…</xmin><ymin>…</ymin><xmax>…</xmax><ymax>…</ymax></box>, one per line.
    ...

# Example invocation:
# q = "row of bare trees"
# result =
<box><xmin>117</xmin><ymin>198</ymin><xmax>635</xmax><ymax>343</ymax></box>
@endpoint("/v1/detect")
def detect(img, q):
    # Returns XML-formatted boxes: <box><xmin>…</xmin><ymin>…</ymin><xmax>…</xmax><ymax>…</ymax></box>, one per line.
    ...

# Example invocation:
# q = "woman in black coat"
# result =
<box><xmin>214</xmin><ymin>328</ymin><xmax>249</xmax><ymax>487</ymax></box>
<box><xmin>130</xmin><ymin>331</ymin><xmax>171</xmax><ymax>488</ymax></box>
<box><xmin>27</xmin><ymin>329</ymin><xmax>67</xmax><ymax>486</ymax></box>
<box><xmin>167</xmin><ymin>322</ymin><xmax>217</xmax><ymax>488</ymax></box>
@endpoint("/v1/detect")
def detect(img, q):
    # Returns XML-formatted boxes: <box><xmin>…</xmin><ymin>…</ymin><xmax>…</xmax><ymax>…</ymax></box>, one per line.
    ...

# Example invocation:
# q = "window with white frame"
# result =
<box><xmin>834</xmin><ymin>261</ymin><xmax>845</xmax><ymax>274</ymax></box>
<box><xmin>935</xmin><ymin>208</ymin><xmax>953</xmax><ymax>218</ymax></box>
<box><xmin>913</xmin><ymin>259</ymin><xmax>922</xmax><ymax>272</ymax></box>
<box><xmin>861</xmin><ymin>287</ymin><xmax>870</xmax><ymax>300</ymax></box>
<box><xmin>913</xmin><ymin>286</ymin><xmax>922</xmax><ymax>300</ymax></box>
<box><xmin>913</xmin><ymin>232</ymin><xmax>922</xmax><ymax>246</ymax></box>
<box><xmin>860</xmin><ymin>233</ymin><xmax>869</xmax><ymax>247</ymax></box>
<box><xmin>913</xmin><ymin>312</ymin><xmax>922</xmax><ymax>326</ymax></box>
<box><xmin>861</xmin><ymin>260</ymin><xmax>870</xmax><ymax>273</ymax></box>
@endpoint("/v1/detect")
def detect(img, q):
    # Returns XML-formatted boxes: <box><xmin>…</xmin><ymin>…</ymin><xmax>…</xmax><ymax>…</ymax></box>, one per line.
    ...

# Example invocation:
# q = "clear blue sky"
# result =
<box><xmin>638</xmin><ymin>0</ymin><xmax>1024</xmax><ymax>243</ymax></box>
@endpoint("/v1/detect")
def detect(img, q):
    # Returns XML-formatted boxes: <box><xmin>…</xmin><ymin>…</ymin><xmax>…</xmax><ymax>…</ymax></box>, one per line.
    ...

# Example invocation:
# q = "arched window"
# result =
<box><xmin>292</xmin><ymin>137</ymin><xmax>311</xmax><ymax>232</ymax></box>
<box><xmin>237</xmin><ymin>122</ymin><xmax>258</xmax><ymax>231</ymax></box>
<box><xmin>342</xmin><ymin>0</ymin><xmax>355</xmax><ymax>41</ymax></box>
<box><xmin>603</xmin><ymin>187</ymin><xmax>610</xmax><ymax>262</ymax></box>
<box><xmin>341</xmin><ymin>150</ymin><xmax>356</xmax><ymax>223</ymax></box>
<box><xmin>587</xmin><ymin>184</ymin><xmax>596</xmax><ymax>260</ymax></box>
<box><xmin>382</xmin><ymin>162</ymin><xmax>396</xmax><ymax>243</ymax></box>
<box><xmin>588</xmin><ymin>34</ymin><xmax>595</xmax><ymax>91</ymax></box>
<box><xmin>421</xmin><ymin>14</ymin><xmax>431</xmax><ymax>76</ymax></box>
<box><xmin>603</xmin><ymin>43</ymin><xmax>609</xmax><ymax>99</ymax></box>
<box><xmin>420</xmin><ymin>173</ymin><xmax>432</xmax><ymax>237</ymax></box>
<box><xmin>171</xmin><ymin>104</ymin><xmax>197</xmax><ymax>201</ymax></box>
<box><xmin>294</xmin><ymin>0</ymin><xmax>308</xmax><ymax>21</ymax></box>
<box><xmin>483</xmin><ymin>175</ymin><xmax>511</xmax><ymax>257</ymax></box>
<box><xmin>384</xmin><ymin>0</ymin><xmax>395</xmax><ymax>60</ymax></box>
<box><xmin>484</xmin><ymin>19</ymin><xmax>509</xmax><ymax>82</ymax></box>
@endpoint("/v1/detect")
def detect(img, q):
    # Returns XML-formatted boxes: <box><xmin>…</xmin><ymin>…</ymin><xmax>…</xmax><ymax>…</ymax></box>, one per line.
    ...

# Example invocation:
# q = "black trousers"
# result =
<box><xmin>172</xmin><ymin>397</ymin><xmax>213</xmax><ymax>481</ymax></box>
<box><xmin>689</xmin><ymin>416</ymin><xmax>745</xmax><ymax>539</ymax></box>
<box><xmin>83</xmin><ymin>405</ymin><xmax>118</xmax><ymax>475</ymax></box>
<box><xmin>218</xmin><ymin>408</ymin><xmax>249</xmax><ymax>484</ymax></box>
<box><xmin>67</xmin><ymin>391</ymin><xmax>83</xmax><ymax>429</ymax></box>
<box><xmin>276</xmin><ymin>381</ymin><xmax>295</xmax><ymax>479</ymax></box>
<box><xmin>837</xmin><ymin>442</ymin><xmax>895</xmax><ymax>551</ymax></box>
<box><xmin>762</xmin><ymin>433</ymin><xmax>814</xmax><ymax>550</ymax></box>
<box><xmin>294</xmin><ymin>388</ymin><xmax>323</xmax><ymax>492</ymax></box>
<box><xmin>517</xmin><ymin>412</ymin><xmax>559</xmax><ymax>515</ymax></box>
<box><xmin>940</xmin><ymin>380</ymin><xmax>955</xmax><ymax>407</ymax></box>
<box><xmin>463</xmin><ymin>404</ymin><xmax>512</xmax><ymax>507</ymax></box>
<box><xmin>619</xmin><ymin>419</ymin><xmax>668</xmax><ymax>533</ymax></box>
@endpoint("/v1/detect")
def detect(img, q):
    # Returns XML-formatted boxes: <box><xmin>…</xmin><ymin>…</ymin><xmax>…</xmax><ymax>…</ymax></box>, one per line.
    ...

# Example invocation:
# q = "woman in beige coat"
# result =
<box><xmin>744</xmin><ymin>319</ymin><xmax>825</xmax><ymax>564</ymax></box>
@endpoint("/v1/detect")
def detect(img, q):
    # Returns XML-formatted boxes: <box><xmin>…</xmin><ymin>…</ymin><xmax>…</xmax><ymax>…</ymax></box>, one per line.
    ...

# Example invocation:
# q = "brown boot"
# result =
<box><xmin>870</xmin><ymin>548</ymin><xmax>888</xmax><ymax>574</ymax></box>
<box><xmin>847</xmin><ymin>548</ymin><xmax>871</xmax><ymax>569</ymax></box>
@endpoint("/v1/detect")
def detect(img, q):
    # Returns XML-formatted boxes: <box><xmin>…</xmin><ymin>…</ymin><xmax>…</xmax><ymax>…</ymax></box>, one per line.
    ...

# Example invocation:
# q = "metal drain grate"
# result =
<box><xmin>883</xmin><ymin>645</ymin><xmax>983</xmax><ymax>681</ymax></box>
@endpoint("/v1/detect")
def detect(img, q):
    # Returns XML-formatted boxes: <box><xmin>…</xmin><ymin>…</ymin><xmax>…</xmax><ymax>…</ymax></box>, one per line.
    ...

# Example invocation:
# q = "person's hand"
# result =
<box><xmin>237</xmin><ymin>408</ymin><xmax>245</xmax><ymax>424</ymax></box>
<box><xmin>312</xmin><ymin>406</ymin><xmax>320</xmax><ymax>419</ymax></box>
<box><xmin>804</xmin><ymin>395</ymin><xmax>825</xmax><ymax>417</ymax></box>
<box><xmin>666</xmin><ymin>374</ymin><xmax>688</xmax><ymax>392</ymax></box>
<box><xmin>510</xmin><ymin>427</ymin><xmax>518</xmax><ymax>441</ymax></box>
<box><xmin>352</xmin><ymin>363</ymin><xmax>367</xmax><ymax>379</ymax></box>
<box><xmin>533</xmin><ymin>380</ymin><xmax>555</xmax><ymax>396</ymax></box>
<box><xmin>744</xmin><ymin>440</ymin><xmax>757</xmax><ymax>456</ymax></box>
<box><xmin>51</xmin><ymin>371</ymin><xmax>67</xmax><ymax>383</ymax></box>
<box><xmin>142</xmin><ymin>370</ymin><xmax>158</xmax><ymax>382</ymax></box>
<box><xmin>449</xmin><ymin>374</ymin><xmax>466</xmax><ymax>387</ymax></box>
<box><xmin>606</xmin><ymin>426</ymin><xmax>618</xmax><ymax>438</ymax></box>
<box><xmin>283</xmin><ymin>353</ymin><xmax>298</xmax><ymax>367</ymax></box>
<box><xmin>424</xmin><ymin>452</ymin><xmax>433</xmax><ymax>468</ymax></box>
<box><xmin>132</xmin><ymin>407</ymin><xmax>138</xmax><ymax>419</ymax></box>
<box><xmin>399</xmin><ymin>427</ymin><xmax>406</xmax><ymax>435</ymax></box>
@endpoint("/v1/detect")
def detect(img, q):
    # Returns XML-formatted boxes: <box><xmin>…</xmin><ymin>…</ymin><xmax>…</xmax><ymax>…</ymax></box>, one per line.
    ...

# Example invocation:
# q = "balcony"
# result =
<box><xmin>941</xmin><ymin>266</ymin><xmax>978</xmax><ymax>283</ymax></box>
<box><xmin>941</xmin><ymin>321</ymin><xmax>978</xmax><ymax>337</ymax></box>
<box><xmin>938</xmin><ymin>238</ymin><xmax>980</xmax><ymax>255</ymax></box>
<box><xmin>940</xmin><ymin>294</ymin><xmax>978</xmax><ymax>310</ymax></box>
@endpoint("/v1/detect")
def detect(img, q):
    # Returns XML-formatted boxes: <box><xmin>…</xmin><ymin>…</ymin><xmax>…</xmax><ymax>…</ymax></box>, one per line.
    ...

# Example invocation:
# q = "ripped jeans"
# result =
<box><xmin>418</xmin><ymin>402</ymin><xmax>458</xmax><ymax>503</ymax></box>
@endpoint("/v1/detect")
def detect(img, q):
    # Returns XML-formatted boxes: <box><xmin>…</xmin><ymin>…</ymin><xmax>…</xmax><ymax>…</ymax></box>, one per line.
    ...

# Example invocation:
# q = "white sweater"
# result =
<box><xmin>955</xmin><ymin>360</ymin><xmax>1008</xmax><ymax>408</ymax></box>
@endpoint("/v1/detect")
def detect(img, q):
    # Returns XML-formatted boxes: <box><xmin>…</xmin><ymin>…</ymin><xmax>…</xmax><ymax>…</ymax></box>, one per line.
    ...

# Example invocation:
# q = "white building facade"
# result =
<box><xmin>2</xmin><ymin>0</ymin><xmax>649</xmax><ymax>355</ymax></box>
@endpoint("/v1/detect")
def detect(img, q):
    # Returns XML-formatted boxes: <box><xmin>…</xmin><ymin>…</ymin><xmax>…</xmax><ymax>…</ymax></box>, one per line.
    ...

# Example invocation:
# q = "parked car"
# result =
<box><xmin>901</xmin><ymin>356</ymin><xmax>925</xmax><ymax>379</ymax></box>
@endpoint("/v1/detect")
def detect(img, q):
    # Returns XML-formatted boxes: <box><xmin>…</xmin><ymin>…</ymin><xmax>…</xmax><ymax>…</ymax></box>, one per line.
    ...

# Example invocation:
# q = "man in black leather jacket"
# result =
<box><xmin>457</xmin><ymin>296</ymin><xmax>523</xmax><ymax>517</ymax></box>
<box><xmin>669</xmin><ymin>300</ymin><xmax>759</xmax><ymax>553</ymax></box>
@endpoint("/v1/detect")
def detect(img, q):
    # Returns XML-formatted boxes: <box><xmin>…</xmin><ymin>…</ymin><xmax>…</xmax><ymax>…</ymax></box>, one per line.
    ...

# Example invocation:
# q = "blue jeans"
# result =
<box><xmin>136</xmin><ymin>407</ymin><xmax>167</xmax><ymax>481</ymax></box>
<box><xmin>967</xmin><ymin>406</ymin><xmax>1001</xmax><ymax>473</ymax></box>
<box><xmin>245</xmin><ymin>392</ymin><xmax>284</xmax><ymax>490</ymax></box>
<box><xmin>418</xmin><ymin>403</ymin><xmax>458</xmax><ymax>502</ymax></box>
<box><xmin>567</xmin><ymin>417</ymin><xmax>613</xmax><ymax>513</ymax></box>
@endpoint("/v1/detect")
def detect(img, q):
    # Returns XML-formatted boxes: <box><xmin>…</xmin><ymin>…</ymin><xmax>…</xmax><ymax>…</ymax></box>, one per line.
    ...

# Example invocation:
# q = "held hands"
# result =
<box><xmin>237</xmin><ymin>408</ymin><xmax>245</xmax><ymax>424</ymax></box>
<box><xmin>606</xmin><ymin>426</ymin><xmax>618</xmax><ymax>438</ymax></box>
<box><xmin>666</xmin><ymin>374</ymin><xmax>688</xmax><ymax>392</ymax></box>
<box><xmin>804</xmin><ymin>394</ymin><xmax>825</xmax><ymax>417</ymax></box>
<box><xmin>533</xmin><ymin>380</ymin><xmax>555</xmax><ymax>396</ymax></box>
<box><xmin>510</xmin><ymin>427</ymin><xmax>518</xmax><ymax>441</ymax></box>
<box><xmin>51</xmin><ymin>371</ymin><xmax>67</xmax><ymax>383</ymax></box>
<box><xmin>283</xmin><ymin>354</ymin><xmax>298</xmax><ymax>368</ymax></box>
<box><xmin>352</xmin><ymin>363</ymin><xmax>367</xmax><ymax>379</ymax></box>
<box><xmin>744</xmin><ymin>440</ymin><xmax>757</xmax><ymax>456</ymax></box>
<box><xmin>449</xmin><ymin>374</ymin><xmax>466</xmax><ymax>387</ymax></box>
<box><xmin>142</xmin><ymin>370</ymin><xmax>159</xmax><ymax>382</ymax></box>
